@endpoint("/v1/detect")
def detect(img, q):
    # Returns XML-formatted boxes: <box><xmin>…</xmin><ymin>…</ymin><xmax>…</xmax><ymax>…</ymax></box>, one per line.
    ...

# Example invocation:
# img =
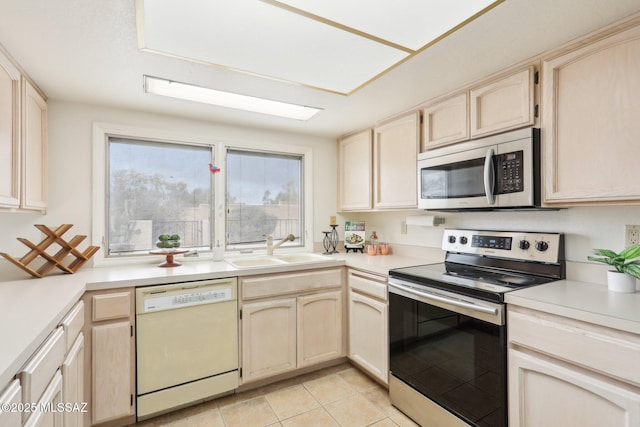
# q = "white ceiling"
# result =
<box><xmin>138</xmin><ymin>0</ymin><xmax>498</xmax><ymax>94</ymax></box>
<box><xmin>0</xmin><ymin>0</ymin><xmax>639</xmax><ymax>139</ymax></box>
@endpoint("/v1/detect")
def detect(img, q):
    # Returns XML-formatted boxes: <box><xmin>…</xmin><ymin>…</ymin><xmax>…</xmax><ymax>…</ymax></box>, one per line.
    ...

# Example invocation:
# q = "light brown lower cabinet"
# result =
<box><xmin>82</xmin><ymin>288</ymin><xmax>135</xmax><ymax>427</ymax></box>
<box><xmin>240</xmin><ymin>268</ymin><xmax>344</xmax><ymax>384</ymax></box>
<box><xmin>242</xmin><ymin>298</ymin><xmax>298</xmax><ymax>382</ymax></box>
<box><xmin>23</xmin><ymin>370</ymin><xmax>63</xmax><ymax>427</ymax></box>
<box><xmin>347</xmin><ymin>270</ymin><xmax>388</xmax><ymax>384</ymax></box>
<box><xmin>61</xmin><ymin>334</ymin><xmax>84</xmax><ymax>427</ymax></box>
<box><xmin>0</xmin><ymin>380</ymin><xmax>22</xmax><ymax>427</ymax></box>
<box><xmin>508</xmin><ymin>305</ymin><xmax>640</xmax><ymax>427</ymax></box>
<box><xmin>297</xmin><ymin>291</ymin><xmax>343</xmax><ymax>368</ymax></box>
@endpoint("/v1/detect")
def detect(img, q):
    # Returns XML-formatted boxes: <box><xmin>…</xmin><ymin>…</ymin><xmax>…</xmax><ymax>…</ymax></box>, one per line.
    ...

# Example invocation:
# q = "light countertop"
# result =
<box><xmin>505</xmin><ymin>279</ymin><xmax>640</xmax><ymax>335</ymax></box>
<box><xmin>2</xmin><ymin>252</ymin><xmax>640</xmax><ymax>390</ymax></box>
<box><xmin>0</xmin><ymin>252</ymin><xmax>433</xmax><ymax>388</ymax></box>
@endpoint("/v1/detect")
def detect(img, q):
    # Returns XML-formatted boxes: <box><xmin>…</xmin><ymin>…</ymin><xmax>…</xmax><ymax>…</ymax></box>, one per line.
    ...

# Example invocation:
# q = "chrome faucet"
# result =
<box><xmin>266</xmin><ymin>234</ymin><xmax>295</xmax><ymax>255</ymax></box>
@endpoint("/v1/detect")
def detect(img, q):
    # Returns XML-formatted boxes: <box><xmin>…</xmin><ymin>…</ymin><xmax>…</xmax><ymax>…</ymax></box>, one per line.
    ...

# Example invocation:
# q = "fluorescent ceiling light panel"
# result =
<box><xmin>144</xmin><ymin>76</ymin><xmax>322</xmax><ymax>120</ymax></box>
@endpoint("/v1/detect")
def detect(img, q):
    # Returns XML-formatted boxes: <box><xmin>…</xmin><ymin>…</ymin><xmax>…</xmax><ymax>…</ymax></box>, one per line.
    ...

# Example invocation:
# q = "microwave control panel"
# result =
<box><xmin>496</xmin><ymin>150</ymin><xmax>523</xmax><ymax>194</ymax></box>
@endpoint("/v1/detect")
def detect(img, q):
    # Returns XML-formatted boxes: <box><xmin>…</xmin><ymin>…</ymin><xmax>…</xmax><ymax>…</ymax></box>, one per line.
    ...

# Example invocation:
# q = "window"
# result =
<box><xmin>106</xmin><ymin>137</ymin><xmax>213</xmax><ymax>255</ymax></box>
<box><xmin>93</xmin><ymin>123</ymin><xmax>313</xmax><ymax>265</ymax></box>
<box><xmin>226</xmin><ymin>149</ymin><xmax>303</xmax><ymax>250</ymax></box>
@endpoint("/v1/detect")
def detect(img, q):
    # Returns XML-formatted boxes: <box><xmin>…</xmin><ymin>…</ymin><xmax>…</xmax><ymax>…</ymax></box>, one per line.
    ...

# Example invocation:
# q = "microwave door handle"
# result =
<box><xmin>484</xmin><ymin>148</ymin><xmax>496</xmax><ymax>205</ymax></box>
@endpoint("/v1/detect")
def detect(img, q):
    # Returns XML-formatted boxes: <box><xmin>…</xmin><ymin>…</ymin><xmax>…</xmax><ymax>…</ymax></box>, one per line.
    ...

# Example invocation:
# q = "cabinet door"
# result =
<box><xmin>62</xmin><ymin>333</ymin><xmax>84</xmax><ymax>427</ymax></box>
<box><xmin>542</xmin><ymin>24</ymin><xmax>640</xmax><ymax>204</ymax></box>
<box><xmin>338</xmin><ymin>129</ymin><xmax>372</xmax><ymax>211</ymax></box>
<box><xmin>92</xmin><ymin>321</ymin><xmax>133</xmax><ymax>424</ymax></box>
<box><xmin>241</xmin><ymin>298</ymin><xmax>297</xmax><ymax>383</ymax></box>
<box><xmin>470</xmin><ymin>66</ymin><xmax>535</xmax><ymax>138</ymax></box>
<box><xmin>0</xmin><ymin>380</ymin><xmax>22</xmax><ymax>427</ymax></box>
<box><xmin>422</xmin><ymin>92</ymin><xmax>469</xmax><ymax>150</ymax></box>
<box><xmin>0</xmin><ymin>50</ymin><xmax>20</xmax><ymax>209</ymax></box>
<box><xmin>509</xmin><ymin>348</ymin><xmax>640</xmax><ymax>427</ymax></box>
<box><xmin>373</xmin><ymin>112</ymin><xmax>420</xmax><ymax>209</ymax></box>
<box><xmin>21</xmin><ymin>77</ymin><xmax>47</xmax><ymax>211</ymax></box>
<box><xmin>24</xmin><ymin>370</ymin><xmax>63</xmax><ymax>427</ymax></box>
<box><xmin>297</xmin><ymin>291</ymin><xmax>343</xmax><ymax>368</ymax></box>
<box><xmin>348</xmin><ymin>290</ymin><xmax>388</xmax><ymax>384</ymax></box>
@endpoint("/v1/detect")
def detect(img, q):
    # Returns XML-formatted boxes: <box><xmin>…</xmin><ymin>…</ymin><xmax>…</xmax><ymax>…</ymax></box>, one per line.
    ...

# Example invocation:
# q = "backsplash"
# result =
<box><xmin>340</xmin><ymin>204</ymin><xmax>640</xmax><ymax>265</ymax></box>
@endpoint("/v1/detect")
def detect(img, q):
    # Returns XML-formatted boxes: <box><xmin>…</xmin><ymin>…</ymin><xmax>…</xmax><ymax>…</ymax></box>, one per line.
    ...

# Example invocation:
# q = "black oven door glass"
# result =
<box><xmin>421</xmin><ymin>157</ymin><xmax>487</xmax><ymax>199</ymax></box>
<box><xmin>389</xmin><ymin>292</ymin><xmax>506</xmax><ymax>427</ymax></box>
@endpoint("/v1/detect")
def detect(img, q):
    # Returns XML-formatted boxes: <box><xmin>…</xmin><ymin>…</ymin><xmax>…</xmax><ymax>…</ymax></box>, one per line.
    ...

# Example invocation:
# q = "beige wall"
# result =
<box><xmin>341</xmin><ymin>205</ymin><xmax>640</xmax><ymax>264</ymax></box>
<box><xmin>2</xmin><ymin>99</ymin><xmax>640</xmax><ymax>271</ymax></box>
<box><xmin>0</xmin><ymin>100</ymin><xmax>337</xmax><ymax>260</ymax></box>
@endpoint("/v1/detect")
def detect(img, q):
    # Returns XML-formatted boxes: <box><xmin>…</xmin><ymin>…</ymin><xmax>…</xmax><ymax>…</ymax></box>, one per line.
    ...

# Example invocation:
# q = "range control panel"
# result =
<box><xmin>442</xmin><ymin>229</ymin><xmax>563</xmax><ymax>264</ymax></box>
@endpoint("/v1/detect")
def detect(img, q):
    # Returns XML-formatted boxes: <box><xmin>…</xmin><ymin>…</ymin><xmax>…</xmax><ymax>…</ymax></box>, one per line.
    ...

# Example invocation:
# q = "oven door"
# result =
<box><xmin>418</xmin><ymin>145</ymin><xmax>497</xmax><ymax>210</ymax></box>
<box><xmin>388</xmin><ymin>278</ymin><xmax>507</xmax><ymax>427</ymax></box>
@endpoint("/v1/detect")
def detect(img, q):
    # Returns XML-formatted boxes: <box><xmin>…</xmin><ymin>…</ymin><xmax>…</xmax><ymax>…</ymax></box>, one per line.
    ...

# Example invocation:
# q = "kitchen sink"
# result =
<box><xmin>225</xmin><ymin>256</ymin><xmax>288</xmax><ymax>268</ymax></box>
<box><xmin>275</xmin><ymin>253</ymin><xmax>331</xmax><ymax>263</ymax></box>
<box><xmin>226</xmin><ymin>253</ymin><xmax>332</xmax><ymax>269</ymax></box>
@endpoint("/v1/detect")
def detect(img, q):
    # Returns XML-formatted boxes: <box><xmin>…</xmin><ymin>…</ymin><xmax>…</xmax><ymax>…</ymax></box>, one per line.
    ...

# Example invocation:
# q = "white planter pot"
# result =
<box><xmin>607</xmin><ymin>270</ymin><xmax>637</xmax><ymax>293</ymax></box>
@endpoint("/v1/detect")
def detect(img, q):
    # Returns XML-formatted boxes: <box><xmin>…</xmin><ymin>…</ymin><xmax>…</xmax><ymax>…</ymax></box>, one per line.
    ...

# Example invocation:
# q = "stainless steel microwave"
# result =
<box><xmin>418</xmin><ymin>128</ymin><xmax>541</xmax><ymax>210</ymax></box>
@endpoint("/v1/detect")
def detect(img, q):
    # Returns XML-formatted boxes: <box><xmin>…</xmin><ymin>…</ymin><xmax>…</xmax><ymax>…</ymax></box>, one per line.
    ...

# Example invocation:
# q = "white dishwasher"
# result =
<box><xmin>136</xmin><ymin>278</ymin><xmax>238</xmax><ymax>420</ymax></box>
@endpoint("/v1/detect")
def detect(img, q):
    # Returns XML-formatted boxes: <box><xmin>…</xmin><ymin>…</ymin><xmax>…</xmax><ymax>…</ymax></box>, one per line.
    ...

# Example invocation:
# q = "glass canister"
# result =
<box><xmin>367</xmin><ymin>231</ymin><xmax>379</xmax><ymax>255</ymax></box>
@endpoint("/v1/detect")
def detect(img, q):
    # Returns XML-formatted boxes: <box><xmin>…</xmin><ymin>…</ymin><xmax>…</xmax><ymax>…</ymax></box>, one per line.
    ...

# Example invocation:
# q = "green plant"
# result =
<box><xmin>588</xmin><ymin>245</ymin><xmax>640</xmax><ymax>279</ymax></box>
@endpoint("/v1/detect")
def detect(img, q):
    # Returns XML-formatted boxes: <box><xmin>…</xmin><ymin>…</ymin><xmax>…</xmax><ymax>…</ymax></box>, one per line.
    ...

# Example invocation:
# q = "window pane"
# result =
<box><xmin>226</xmin><ymin>149</ymin><xmax>302</xmax><ymax>249</ymax></box>
<box><xmin>108</xmin><ymin>138</ymin><xmax>212</xmax><ymax>255</ymax></box>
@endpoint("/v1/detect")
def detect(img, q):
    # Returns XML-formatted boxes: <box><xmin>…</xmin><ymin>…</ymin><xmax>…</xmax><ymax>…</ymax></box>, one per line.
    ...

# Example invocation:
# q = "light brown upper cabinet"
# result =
<box><xmin>0</xmin><ymin>46</ymin><xmax>47</xmax><ymax>213</ymax></box>
<box><xmin>470</xmin><ymin>66</ymin><xmax>536</xmax><ymax>139</ymax></box>
<box><xmin>0</xmin><ymin>48</ymin><xmax>21</xmax><ymax>209</ymax></box>
<box><xmin>542</xmin><ymin>18</ymin><xmax>640</xmax><ymax>205</ymax></box>
<box><xmin>422</xmin><ymin>92</ymin><xmax>469</xmax><ymax>150</ymax></box>
<box><xmin>21</xmin><ymin>77</ymin><xmax>47</xmax><ymax>211</ymax></box>
<box><xmin>373</xmin><ymin>112</ymin><xmax>420</xmax><ymax>209</ymax></box>
<box><xmin>338</xmin><ymin>129</ymin><xmax>373</xmax><ymax>211</ymax></box>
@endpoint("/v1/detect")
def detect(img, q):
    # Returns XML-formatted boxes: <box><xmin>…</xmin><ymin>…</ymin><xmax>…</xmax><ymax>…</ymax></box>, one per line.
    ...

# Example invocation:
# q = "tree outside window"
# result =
<box><xmin>226</xmin><ymin>149</ymin><xmax>303</xmax><ymax>250</ymax></box>
<box><xmin>107</xmin><ymin>138</ymin><xmax>212</xmax><ymax>254</ymax></box>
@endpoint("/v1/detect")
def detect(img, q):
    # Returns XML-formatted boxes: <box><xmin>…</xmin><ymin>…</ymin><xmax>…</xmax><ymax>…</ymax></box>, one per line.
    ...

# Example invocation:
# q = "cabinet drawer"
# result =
<box><xmin>59</xmin><ymin>300</ymin><xmax>84</xmax><ymax>352</ymax></box>
<box><xmin>93</xmin><ymin>291</ymin><xmax>131</xmax><ymax>321</ymax></box>
<box><xmin>508</xmin><ymin>306</ymin><xmax>640</xmax><ymax>386</ymax></box>
<box><xmin>241</xmin><ymin>268</ymin><xmax>343</xmax><ymax>300</ymax></box>
<box><xmin>348</xmin><ymin>270</ymin><xmax>387</xmax><ymax>301</ymax></box>
<box><xmin>0</xmin><ymin>380</ymin><xmax>22</xmax><ymax>427</ymax></box>
<box><xmin>19</xmin><ymin>327</ymin><xmax>65</xmax><ymax>408</ymax></box>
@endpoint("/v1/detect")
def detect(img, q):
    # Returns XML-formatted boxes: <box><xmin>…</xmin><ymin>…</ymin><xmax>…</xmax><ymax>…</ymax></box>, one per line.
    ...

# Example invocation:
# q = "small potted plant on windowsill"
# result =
<box><xmin>588</xmin><ymin>245</ymin><xmax>640</xmax><ymax>293</ymax></box>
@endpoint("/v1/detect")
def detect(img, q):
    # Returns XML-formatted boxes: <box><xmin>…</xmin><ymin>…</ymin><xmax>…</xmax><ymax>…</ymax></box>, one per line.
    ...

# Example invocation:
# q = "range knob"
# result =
<box><xmin>459</xmin><ymin>236</ymin><xmax>468</xmax><ymax>245</ymax></box>
<box><xmin>535</xmin><ymin>241</ymin><xmax>549</xmax><ymax>252</ymax></box>
<box><xmin>519</xmin><ymin>240</ymin><xmax>530</xmax><ymax>250</ymax></box>
<box><xmin>448</xmin><ymin>235</ymin><xmax>457</xmax><ymax>244</ymax></box>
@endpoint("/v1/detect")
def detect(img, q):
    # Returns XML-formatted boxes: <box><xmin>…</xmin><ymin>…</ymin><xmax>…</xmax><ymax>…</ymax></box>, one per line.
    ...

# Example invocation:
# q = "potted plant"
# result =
<box><xmin>588</xmin><ymin>245</ymin><xmax>640</xmax><ymax>293</ymax></box>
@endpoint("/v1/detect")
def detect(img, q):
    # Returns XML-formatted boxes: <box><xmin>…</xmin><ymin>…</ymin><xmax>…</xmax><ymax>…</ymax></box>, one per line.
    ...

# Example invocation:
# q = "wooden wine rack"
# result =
<box><xmin>0</xmin><ymin>224</ymin><xmax>100</xmax><ymax>278</ymax></box>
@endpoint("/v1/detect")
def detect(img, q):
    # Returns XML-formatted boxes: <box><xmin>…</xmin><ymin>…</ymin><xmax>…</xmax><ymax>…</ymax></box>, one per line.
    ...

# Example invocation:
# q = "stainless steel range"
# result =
<box><xmin>388</xmin><ymin>229</ymin><xmax>565</xmax><ymax>427</ymax></box>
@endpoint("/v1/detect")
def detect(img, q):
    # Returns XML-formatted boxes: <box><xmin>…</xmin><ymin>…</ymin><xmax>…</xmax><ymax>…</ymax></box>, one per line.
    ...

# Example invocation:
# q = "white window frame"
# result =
<box><xmin>92</xmin><ymin>122</ymin><xmax>314</xmax><ymax>266</ymax></box>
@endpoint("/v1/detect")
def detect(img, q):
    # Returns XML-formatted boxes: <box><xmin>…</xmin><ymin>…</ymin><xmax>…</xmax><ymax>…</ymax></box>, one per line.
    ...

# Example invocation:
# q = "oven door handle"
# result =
<box><xmin>484</xmin><ymin>148</ymin><xmax>496</xmax><ymax>205</ymax></box>
<box><xmin>389</xmin><ymin>281</ymin><xmax>498</xmax><ymax>316</ymax></box>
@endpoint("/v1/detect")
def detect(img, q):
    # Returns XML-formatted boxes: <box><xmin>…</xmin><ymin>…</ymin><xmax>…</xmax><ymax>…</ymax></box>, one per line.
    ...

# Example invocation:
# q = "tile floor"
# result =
<box><xmin>131</xmin><ymin>363</ymin><xmax>419</xmax><ymax>427</ymax></box>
